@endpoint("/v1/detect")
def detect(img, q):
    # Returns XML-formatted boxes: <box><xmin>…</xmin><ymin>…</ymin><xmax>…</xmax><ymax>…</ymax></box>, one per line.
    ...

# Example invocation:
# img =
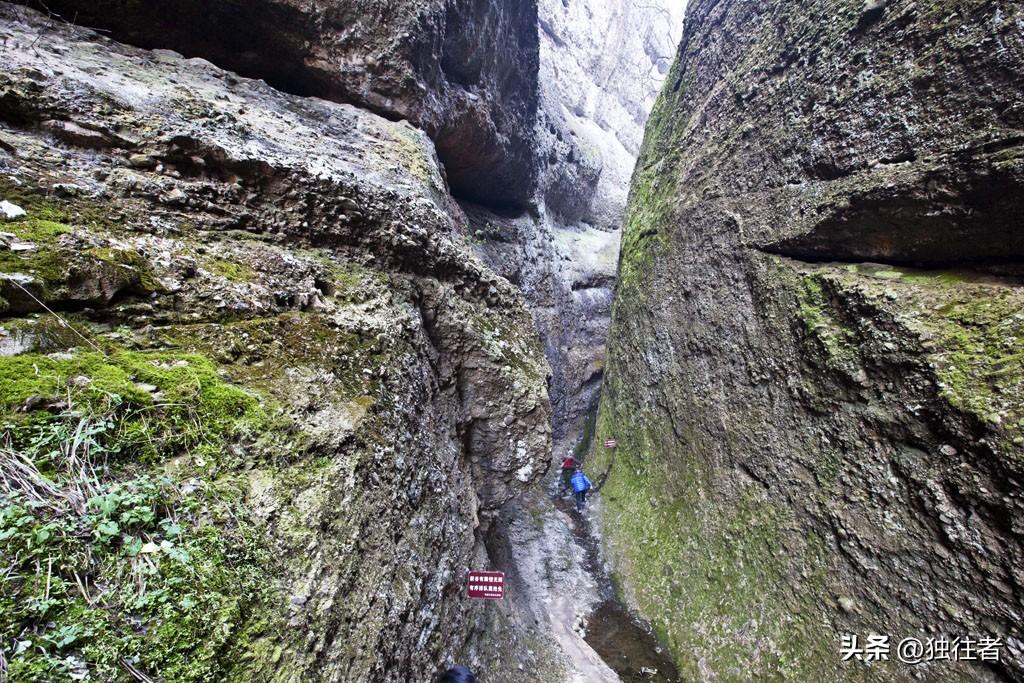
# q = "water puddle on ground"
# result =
<box><xmin>585</xmin><ymin>600</ymin><xmax>682</xmax><ymax>683</ymax></box>
<box><xmin>551</xmin><ymin>494</ymin><xmax>682</xmax><ymax>682</ymax></box>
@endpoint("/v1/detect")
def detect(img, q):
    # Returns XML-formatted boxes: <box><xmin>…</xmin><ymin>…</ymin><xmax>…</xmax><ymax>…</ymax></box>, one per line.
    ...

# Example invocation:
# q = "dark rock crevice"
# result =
<box><xmin>757</xmin><ymin>149</ymin><xmax>1024</xmax><ymax>268</ymax></box>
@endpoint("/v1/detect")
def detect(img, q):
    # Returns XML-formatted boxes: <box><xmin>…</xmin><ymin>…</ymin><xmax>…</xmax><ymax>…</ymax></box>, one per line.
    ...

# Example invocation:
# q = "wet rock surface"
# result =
<box><xmin>594</xmin><ymin>0</ymin><xmax>1024</xmax><ymax>681</ymax></box>
<box><xmin>0</xmin><ymin>5</ymin><xmax>550</xmax><ymax>680</ymax></box>
<box><xmin>472</xmin><ymin>483</ymin><xmax>680</xmax><ymax>683</ymax></box>
<box><xmin>586</xmin><ymin>601</ymin><xmax>681</xmax><ymax>683</ymax></box>
<box><xmin>466</xmin><ymin>488</ymin><xmax>613</xmax><ymax>683</ymax></box>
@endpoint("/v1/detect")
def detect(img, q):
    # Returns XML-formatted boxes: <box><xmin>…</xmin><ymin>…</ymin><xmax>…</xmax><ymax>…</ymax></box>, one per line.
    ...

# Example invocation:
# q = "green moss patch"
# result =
<box><xmin>314</xmin><ymin>257</ymin><xmax>381</xmax><ymax>304</ymax></box>
<box><xmin>572</xmin><ymin>401</ymin><xmax>598</xmax><ymax>461</ymax></box>
<box><xmin>801</xmin><ymin>262</ymin><xmax>1024</xmax><ymax>458</ymax></box>
<box><xmin>790</xmin><ymin>271</ymin><xmax>862</xmax><ymax>375</ymax></box>
<box><xmin>469</xmin><ymin>303</ymin><xmax>549</xmax><ymax>386</ymax></box>
<box><xmin>923</xmin><ymin>291</ymin><xmax>1024</xmax><ymax>448</ymax></box>
<box><xmin>168</xmin><ymin>312</ymin><xmax>392</xmax><ymax>407</ymax></box>
<box><xmin>88</xmin><ymin>246</ymin><xmax>162</xmax><ymax>293</ymax></box>
<box><xmin>0</xmin><ymin>345</ymin><xmax>288</xmax><ymax>682</ymax></box>
<box><xmin>615</xmin><ymin>49</ymin><xmax>695</xmax><ymax>295</ymax></box>
<box><xmin>0</xmin><ymin>351</ymin><xmax>264</xmax><ymax>463</ymax></box>
<box><xmin>0</xmin><ymin>217</ymin><xmax>74</xmax><ymax>289</ymax></box>
<box><xmin>388</xmin><ymin>126</ymin><xmax>436</xmax><ymax>186</ymax></box>
<box><xmin>0</xmin><ymin>179</ymin><xmax>160</xmax><ymax>310</ymax></box>
<box><xmin>0</xmin><ymin>177</ymin><xmax>124</xmax><ymax>234</ymax></box>
<box><xmin>206</xmin><ymin>258</ymin><xmax>255</xmax><ymax>283</ymax></box>
<box><xmin>591</xmin><ymin>388</ymin><xmax>843</xmax><ymax>681</ymax></box>
<box><xmin>617</xmin><ymin>152</ymin><xmax>678</xmax><ymax>294</ymax></box>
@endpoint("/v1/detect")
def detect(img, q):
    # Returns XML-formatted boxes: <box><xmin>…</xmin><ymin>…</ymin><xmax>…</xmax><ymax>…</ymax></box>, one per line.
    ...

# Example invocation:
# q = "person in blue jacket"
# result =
<box><xmin>570</xmin><ymin>467</ymin><xmax>593</xmax><ymax>512</ymax></box>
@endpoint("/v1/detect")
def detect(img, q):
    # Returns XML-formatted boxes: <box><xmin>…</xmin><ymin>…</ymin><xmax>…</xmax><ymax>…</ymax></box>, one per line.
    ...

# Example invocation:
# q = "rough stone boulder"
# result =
<box><xmin>0</xmin><ymin>5</ymin><xmax>549</xmax><ymax>680</ymax></box>
<box><xmin>9</xmin><ymin>0</ymin><xmax>540</xmax><ymax>209</ymax></box>
<box><xmin>593</xmin><ymin>0</ymin><xmax>1024</xmax><ymax>681</ymax></box>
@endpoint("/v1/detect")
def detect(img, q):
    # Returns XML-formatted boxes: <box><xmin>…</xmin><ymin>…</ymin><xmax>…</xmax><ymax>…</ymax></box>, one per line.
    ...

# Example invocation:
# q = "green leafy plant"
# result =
<box><xmin>1</xmin><ymin>351</ymin><xmax>283</xmax><ymax>682</ymax></box>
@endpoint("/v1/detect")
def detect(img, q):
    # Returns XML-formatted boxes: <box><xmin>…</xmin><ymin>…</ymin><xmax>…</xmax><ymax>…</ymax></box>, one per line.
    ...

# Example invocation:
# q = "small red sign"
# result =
<box><xmin>467</xmin><ymin>571</ymin><xmax>505</xmax><ymax>600</ymax></box>
<box><xmin>604</xmin><ymin>439</ymin><xmax>618</xmax><ymax>448</ymax></box>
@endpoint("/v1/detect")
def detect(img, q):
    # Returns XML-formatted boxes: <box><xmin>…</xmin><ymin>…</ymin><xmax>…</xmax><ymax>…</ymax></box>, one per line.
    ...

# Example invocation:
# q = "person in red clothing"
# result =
<box><xmin>560</xmin><ymin>455</ymin><xmax>576</xmax><ymax>494</ymax></box>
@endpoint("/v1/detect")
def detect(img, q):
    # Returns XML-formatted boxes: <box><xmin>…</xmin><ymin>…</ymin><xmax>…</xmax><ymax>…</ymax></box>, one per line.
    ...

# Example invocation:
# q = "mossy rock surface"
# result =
<box><xmin>0</xmin><ymin>344</ymin><xmax>287</xmax><ymax>683</ymax></box>
<box><xmin>0</xmin><ymin>182</ymin><xmax>159</xmax><ymax>313</ymax></box>
<box><xmin>596</xmin><ymin>1</ymin><xmax>1024</xmax><ymax>679</ymax></box>
<box><xmin>796</xmin><ymin>262</ymin><xmax>1024</xmax><ymax>459</ymax></box>
<box><xmin>0</xmin><ymin>8</ymin><xmax>557</xmax><ymax>680</ymax></box>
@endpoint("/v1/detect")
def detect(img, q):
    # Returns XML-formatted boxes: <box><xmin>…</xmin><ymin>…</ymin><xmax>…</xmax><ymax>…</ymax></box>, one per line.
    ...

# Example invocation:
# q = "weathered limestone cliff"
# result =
<box><xmin>594</xmin><ymin>0</ymin><xmax>1024</xmax><ymax>681</ymax></box>
<box><xmin>537</xmin><ymin>0</ymin><xmax>682</xmax><ymax>231</ymax></box>
<box><xmin>473</xmin><ymin>0</ymin><xmax>681</xmax><ymax>455</ymax></box>
<box><xmin>0</xmin><ymin>4</ymin><xmax>551</xmax><ymax>681</ymax></box>
<box><xmin>15</xmin><ymin>0</ymin><xmax>681</xmax><ymax>459</ymax></box>
<box><xmin>12</xmin><ymin>0</ymin><xmax>540</xmax><ymax>209</ymax></box>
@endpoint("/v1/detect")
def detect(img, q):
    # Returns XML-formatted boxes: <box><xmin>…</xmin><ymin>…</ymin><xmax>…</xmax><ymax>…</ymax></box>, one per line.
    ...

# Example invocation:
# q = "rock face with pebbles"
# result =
<box><xmin>0</xmin><ymin>5</ymin><xmax>551</xmax><ymax>681</ymax></box>
<box><xmin>592</xmin><ymin>0</ymin><xmax>1024</xmax><ymax>680</ymax></box>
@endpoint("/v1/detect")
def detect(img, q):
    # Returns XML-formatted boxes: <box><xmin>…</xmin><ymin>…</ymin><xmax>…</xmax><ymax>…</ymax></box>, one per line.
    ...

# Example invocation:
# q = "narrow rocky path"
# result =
<box><xmin>553</xmin><ymin>495</ymin><xmax>682</xmax><ymax>683</ymax></box>
<box><xmin>492</xmin><ymin>456</ymin><xmax>681</xmax><ymax>682</ymax></box>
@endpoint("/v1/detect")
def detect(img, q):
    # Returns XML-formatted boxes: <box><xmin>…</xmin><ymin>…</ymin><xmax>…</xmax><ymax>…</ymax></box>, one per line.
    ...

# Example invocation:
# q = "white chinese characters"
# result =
<box><xmin>841</xmin><ymin>634</ymin><xmax>1003</xmax><ymax>665</ymax></box>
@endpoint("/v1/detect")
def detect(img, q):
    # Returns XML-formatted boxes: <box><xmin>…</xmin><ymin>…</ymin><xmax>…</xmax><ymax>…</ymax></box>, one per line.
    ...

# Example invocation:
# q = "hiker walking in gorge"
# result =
<box><xmin>570</xmin><ymin>467</ymin><xmax>593</xmax><ymax>513</ymax></box>
<box><xmin>560</xmin><ymin>454</ymin><xmax>577</xmax><ymax>494</ymax></box>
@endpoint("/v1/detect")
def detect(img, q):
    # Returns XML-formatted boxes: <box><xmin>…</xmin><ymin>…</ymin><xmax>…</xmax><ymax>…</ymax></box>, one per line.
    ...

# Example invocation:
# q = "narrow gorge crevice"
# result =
<box><xmin>0</xmin><ymin>0</ymin><xmax>685</xmax><ymax>680</ymax></box>
<box><xmin>4</xmin><ymin>0</ymin><xmax>1021</xmax><ymax>682</ymax></box>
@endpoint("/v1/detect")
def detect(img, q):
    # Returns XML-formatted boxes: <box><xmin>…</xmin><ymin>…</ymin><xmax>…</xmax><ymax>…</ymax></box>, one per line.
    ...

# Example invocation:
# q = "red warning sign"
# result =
<box><xmin>467</xmin><ymin>571</ymin><xmax>505</xmax><ymax>600</ymax></box>
<box><xmin>604</xmin><ymin>439</ymin><xmax>618</xmax><ymax>448</ymax></box>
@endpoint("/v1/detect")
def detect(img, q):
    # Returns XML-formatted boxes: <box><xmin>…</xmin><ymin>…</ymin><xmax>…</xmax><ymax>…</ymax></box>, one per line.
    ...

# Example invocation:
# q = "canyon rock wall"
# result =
<box><xmin>0</xmin><ymin>5</ymin><xmax>551</xmax><ymax>681</ymax></box>
<box><xmin>473</xmin><ymin>0</ymin><xmax>682</xmax><ymax>454</ymax></box>
<box><xmin>16</xmin><ymin>0</ymin><xmax>685</xmax><ymax>453</ymax></box>
<box><xmin>12</xmin><ymin>0</ymin><xmax>540</xmax><ymax>209</ymax></box>
<box><xmin>537</xmin><ymin>0</ymin><xmax>681</xmax><ymax>231</ymax></box>
<box><xmin>593</xmin><ymin>0</ymin><xmax>1024</xmax><ymax>681</ymax></box>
